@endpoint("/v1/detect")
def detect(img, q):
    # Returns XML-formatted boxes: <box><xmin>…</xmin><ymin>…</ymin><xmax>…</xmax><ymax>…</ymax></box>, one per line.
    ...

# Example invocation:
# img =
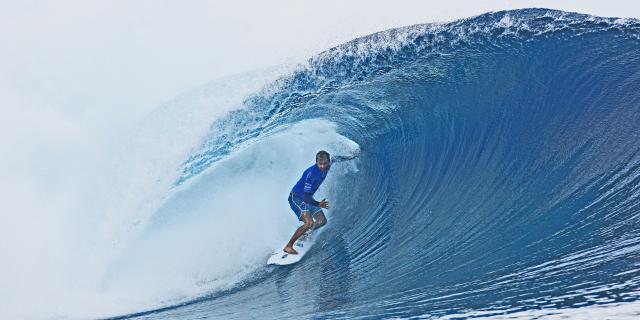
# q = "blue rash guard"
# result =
<box><xmin>290</xmin><ymin>163</ymin><xmax>330</xmax><ymax>206</ymax></box>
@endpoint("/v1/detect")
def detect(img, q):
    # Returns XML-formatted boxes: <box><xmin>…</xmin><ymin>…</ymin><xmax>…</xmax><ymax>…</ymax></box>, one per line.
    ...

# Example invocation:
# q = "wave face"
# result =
<box><xmin>117</xmin><ymin>8</ymin><xmax>640</xmax><ymax>320</ymax></box>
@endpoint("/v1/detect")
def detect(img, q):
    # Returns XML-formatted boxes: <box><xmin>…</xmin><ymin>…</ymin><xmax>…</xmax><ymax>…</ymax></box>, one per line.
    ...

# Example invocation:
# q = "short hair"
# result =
<box><xmin>316</xmin><ymin>150</ymin><xmax>330</xmax><ymax>162</ymax></box>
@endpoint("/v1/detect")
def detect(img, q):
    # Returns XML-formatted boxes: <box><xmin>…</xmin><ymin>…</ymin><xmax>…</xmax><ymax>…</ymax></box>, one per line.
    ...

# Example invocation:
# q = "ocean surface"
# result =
<box><xmin>101</xmin><ymin>8</ymin><xmax>640</xmax><ymax>320</ymax></box>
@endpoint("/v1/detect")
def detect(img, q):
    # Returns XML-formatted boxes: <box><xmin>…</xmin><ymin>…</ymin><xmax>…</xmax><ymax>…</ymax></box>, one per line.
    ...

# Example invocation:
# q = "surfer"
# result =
<box><xmin>283</xmin><ymin>150</ymin><xmax>338</xmax><ymax>255</ymax></box>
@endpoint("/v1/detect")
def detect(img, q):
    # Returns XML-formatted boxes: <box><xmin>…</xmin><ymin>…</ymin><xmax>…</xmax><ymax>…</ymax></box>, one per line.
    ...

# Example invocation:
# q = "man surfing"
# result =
<box><xmin>284</xmin><ymin>150</ymin><xmax>334</xmax><ymax>255</ymax></box>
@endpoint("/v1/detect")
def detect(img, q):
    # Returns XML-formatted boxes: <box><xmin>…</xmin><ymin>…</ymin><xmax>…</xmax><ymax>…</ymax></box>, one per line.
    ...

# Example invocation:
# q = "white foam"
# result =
<box><xmin>0</xmin><ymin>112</ymin><xmax>358</xmax><ymax>319</ymax></box>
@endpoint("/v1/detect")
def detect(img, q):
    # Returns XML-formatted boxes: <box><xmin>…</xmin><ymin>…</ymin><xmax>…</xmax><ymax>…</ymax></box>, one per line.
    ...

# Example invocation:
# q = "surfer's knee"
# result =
<box><xmin>302</xmin><ymin>219</ymin><xmax>314</xmax><ymax>230</ymax></box>
<box><xmin>313</xmin><ymin>211</ymin><xmax>326</xmax><ymax>229</ymax></box>
<box><xmin>301</xmin><ymin>212</ymin><xmax>314</xmax><ymax>230</ymax></box>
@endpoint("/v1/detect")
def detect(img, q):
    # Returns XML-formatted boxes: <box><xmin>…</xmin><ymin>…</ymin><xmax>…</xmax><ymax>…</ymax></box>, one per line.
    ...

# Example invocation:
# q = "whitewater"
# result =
<box><xmin>3</xmin><ymin>8</ymin><xmax>640</xmax><ymax>320</ymax></box>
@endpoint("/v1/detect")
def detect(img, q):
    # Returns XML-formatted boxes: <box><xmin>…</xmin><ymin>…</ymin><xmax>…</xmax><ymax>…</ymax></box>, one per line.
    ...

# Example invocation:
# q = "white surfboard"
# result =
<box><xmin>267</xmin><ymin>231</ymin><xmax>316</xmax><ymax>265</ymax></box>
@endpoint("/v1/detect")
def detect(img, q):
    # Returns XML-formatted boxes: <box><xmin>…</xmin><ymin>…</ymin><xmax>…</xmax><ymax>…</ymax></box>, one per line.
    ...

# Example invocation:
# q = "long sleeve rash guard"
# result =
<box><xmin>290</xmin><ymin>156</ymin><xmax>356</xmax><ymax>206</ymax></box>
<box><xmin>290</xmin><ymin>164</ymin><xmax>329</xmax><ymax>206</ymax></box>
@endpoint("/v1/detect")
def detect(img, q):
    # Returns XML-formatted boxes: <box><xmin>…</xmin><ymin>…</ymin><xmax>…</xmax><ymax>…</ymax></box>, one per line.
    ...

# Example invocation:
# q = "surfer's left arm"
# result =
<box><xmin>331</xmin><ymin>152</ymin><xmax>359</xmax><ymax>164</ymax></box>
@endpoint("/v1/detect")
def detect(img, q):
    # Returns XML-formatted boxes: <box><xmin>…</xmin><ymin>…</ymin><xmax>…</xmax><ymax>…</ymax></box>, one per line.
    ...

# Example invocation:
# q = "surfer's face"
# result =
<box><xmin>316</xmin><ymin>159</ymin><xmax>330</xmax><ymax>172</ymax></box>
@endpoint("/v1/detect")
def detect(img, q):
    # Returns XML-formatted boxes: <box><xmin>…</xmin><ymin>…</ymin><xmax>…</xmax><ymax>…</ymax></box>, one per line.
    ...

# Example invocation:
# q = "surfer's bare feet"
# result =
<box><xmin>283</xmin><ymin>246</ymin><xmax>298</xmax><ymax>255</ymax></box>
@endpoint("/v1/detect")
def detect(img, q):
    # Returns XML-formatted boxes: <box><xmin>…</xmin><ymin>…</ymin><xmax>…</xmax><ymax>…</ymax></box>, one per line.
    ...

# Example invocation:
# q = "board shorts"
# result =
<box><xmin>288</xmin><ymin>192</ymin><xmax>322</xmax><ymax>221</ymax></box>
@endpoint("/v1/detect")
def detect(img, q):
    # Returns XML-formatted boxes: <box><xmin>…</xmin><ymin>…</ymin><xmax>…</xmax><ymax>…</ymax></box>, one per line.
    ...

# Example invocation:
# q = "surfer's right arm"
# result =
<box><xmin>331</xmin><ymin>151</ymin><xmax>359</xmax><ymax>164</ymax></box>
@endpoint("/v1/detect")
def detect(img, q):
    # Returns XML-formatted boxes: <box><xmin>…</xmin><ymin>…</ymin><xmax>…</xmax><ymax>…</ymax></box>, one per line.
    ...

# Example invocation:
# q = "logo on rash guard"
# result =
<box><xmin>304</xmin><ymin>171</ymin><xmax>314</xmax><ymax>192</ymax></box>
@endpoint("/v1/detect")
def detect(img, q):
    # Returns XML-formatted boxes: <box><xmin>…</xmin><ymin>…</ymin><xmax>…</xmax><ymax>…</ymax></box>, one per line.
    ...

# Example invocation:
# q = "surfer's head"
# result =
<box><xmin>316</xmin><ymin>150</ymin><xmax>330</xmax><ymax>172</ymax></box>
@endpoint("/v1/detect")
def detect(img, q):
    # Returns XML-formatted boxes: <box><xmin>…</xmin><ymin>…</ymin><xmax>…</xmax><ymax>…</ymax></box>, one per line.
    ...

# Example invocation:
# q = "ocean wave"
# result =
<box><xmin>113</xmin><ymin>8</ymin><xmax>640</xmax><ymax>319</ymax></box>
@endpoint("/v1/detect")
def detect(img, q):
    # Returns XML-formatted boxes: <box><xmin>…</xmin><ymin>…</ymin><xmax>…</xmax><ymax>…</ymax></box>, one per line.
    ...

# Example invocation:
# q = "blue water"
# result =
<box><xmin>113</xmin><ymin>8</ymin><xmax>640</xmax><ymax>320</ymax></box>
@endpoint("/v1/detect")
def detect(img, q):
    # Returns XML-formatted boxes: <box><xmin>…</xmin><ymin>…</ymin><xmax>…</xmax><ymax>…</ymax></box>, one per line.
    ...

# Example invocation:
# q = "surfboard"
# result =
<box><xmin>267</xmin><ymin>231</ymin><xmax>315</xmax><ymax>265</ymax></box>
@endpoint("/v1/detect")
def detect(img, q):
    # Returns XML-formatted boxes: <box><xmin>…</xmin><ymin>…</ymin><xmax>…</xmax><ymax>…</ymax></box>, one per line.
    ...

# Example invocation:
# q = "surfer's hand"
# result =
<box><xmin>319</xmin><ymin>198</ymin><xmax>329</xmax><ymax>209</ymax></box>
